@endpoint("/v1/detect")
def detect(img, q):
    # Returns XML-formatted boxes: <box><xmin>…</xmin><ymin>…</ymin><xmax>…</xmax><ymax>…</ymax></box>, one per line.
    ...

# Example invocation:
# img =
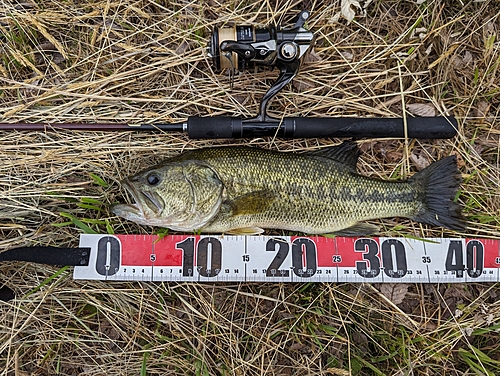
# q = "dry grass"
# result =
<box><xmin>1</xmin><ymin>0</ymin><xmax>499</xmax><ymax>375</ymax></box>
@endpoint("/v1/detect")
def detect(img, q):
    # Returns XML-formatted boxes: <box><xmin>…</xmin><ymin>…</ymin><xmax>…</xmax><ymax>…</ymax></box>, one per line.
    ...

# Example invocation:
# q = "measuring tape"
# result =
<box><xmin>73</xmin><ymin>234</ymin><xmax>500</xmax><ymax>283</ymax></box>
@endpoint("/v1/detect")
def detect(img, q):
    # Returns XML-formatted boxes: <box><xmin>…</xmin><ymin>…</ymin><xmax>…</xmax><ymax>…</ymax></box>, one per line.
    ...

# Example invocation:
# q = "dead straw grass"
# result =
<box><xmin>1</xmin><ymin>0</ymin><xmax>499</xmax><ymax>375</ymax></box>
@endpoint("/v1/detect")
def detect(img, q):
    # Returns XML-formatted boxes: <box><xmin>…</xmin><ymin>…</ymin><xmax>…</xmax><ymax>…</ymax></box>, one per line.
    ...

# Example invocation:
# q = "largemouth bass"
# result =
<box><xmin>112</xmin><ymin>142</ymin><xmax>465</xmax><ymax>235</ymax></box>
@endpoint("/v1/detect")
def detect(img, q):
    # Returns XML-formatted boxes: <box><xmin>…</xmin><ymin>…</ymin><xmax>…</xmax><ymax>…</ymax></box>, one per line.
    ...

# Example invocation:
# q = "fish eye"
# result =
<box><xmin>146</xmin><ymin>173</ymin><xmax>161</xmax><ymax>186</ymax></box>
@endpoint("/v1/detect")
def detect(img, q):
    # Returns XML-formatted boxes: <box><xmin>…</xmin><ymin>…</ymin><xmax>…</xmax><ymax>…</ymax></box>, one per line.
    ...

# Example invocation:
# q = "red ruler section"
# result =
<box><xmin>74</xmin><ymin>234</ymin><xmax>500</xmax><ymax>283</ymax></box>
<box><xmin>118</xmin><ymin>235</ymin><xmax>185</xmax><ymax>267</ymax></box>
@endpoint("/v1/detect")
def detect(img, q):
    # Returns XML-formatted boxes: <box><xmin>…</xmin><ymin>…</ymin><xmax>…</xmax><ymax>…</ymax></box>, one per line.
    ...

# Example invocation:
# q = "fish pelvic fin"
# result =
<box><xmin>409</xmin><ymin>155</ymin><xmax>465</xmax><ymax>231</ymax></box>
<box><xmin>226</xmin><ymin>227</ymin><xmax>265</xmax><ymax>235</ymax></box>
<box><xmin>324</xmin><ymin>222</ymin><xmax>379</xmax><ymax>237</ymax></box>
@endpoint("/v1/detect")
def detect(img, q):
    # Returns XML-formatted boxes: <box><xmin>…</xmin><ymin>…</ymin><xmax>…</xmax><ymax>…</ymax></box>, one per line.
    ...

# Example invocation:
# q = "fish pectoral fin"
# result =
<box><xmin>227</xmin><ymin>190</ymin><xmax>276</xmax><ymax>216</ymax></box>
<box><xmin>226</xmin><ymin>227</ymin><xmax>264</xmax><ymax>235</ymax></box>
<box><xmin>326</xmin><ymin>223</ymin><xmax>379</xmax><ymax>236</ymax></box>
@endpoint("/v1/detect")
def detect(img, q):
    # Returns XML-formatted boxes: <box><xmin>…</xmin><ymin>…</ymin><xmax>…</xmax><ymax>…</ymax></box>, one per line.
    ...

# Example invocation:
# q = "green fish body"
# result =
<box><xmin>112</xmin><ymin>142</ymin><xmax>464</xmax><ymax>235</ymax></box>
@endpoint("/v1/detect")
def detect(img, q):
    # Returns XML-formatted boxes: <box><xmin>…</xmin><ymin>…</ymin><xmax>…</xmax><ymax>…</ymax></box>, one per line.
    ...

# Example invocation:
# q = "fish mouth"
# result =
<box><xmin>113</xmin><ymin>179</ymin><xmax>164</xmax><ymax>218</ymax></box>
<box><xmin>140</xmin><ymin>190</ymin><xmax>164</xmax><ymax>214</ymax></box>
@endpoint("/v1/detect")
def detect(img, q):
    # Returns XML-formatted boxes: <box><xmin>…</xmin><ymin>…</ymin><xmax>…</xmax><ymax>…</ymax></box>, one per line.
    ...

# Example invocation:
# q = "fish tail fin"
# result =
<box><xmin>409</xmin><ymin>155</ymin><xmax>465</xmax><ymax>231</ymax></box>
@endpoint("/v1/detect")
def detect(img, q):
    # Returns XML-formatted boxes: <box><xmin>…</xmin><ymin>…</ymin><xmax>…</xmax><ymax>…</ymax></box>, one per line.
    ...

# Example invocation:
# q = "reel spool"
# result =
<box><xmin>208</xmin><ymin>24</ymin><xmax>277</xmax><ymax>70</ymax></box>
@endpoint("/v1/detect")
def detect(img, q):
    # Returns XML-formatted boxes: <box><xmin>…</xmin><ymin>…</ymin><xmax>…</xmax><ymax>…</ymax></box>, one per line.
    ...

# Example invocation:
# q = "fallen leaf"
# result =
<box><xmin>452</xmin><ymin>50</ymin><xmax>473</xmax><ymax>68</ymax></box>
<box><xmin>331</xmin><ymin>0</ymin><xmax>362</xmax><ymax>24</ymax></box>
<box><xmin>485</xmin><ymin>313</ymin><xmax>495</xmax><ymax>325</ymax></box>
<box><xmin>304</xmin><ymin>48</ymin><xmax>321</xmax><ymax>63</ymax></box>
<box><xmin>292</xmin><ymin>78</ymin><xmax>316</xmax><ymax>91</ymax></box>
<box><xmin>379</xmin><ymin>283</ymin><xmax>409</xmax><ymax>305</ymax></box>
<box><xmin>410</xmin><ymin>27</ymin><xmax>427</xmax><ymax>40</ymax></box>
<box><xmin>341</xmin><ymin>0</ymin><xmax>362</xmax><ymax>23</ymax></box>
<box><xmin>175</xmin><ymin>40</ymin><xmax>194</xmax><ymax>55</ymax></box>
<box><xmin>293</xmin><ymin>49</ymin><xmax>321</xmax><ymax>91</ymax></box>
<box><xmin>425</xmin><ymin>43</ymin><xmax>433</xmax><ymax>55</ymax></box>
<box><xmin>386</xmin><ymin>150</ymin><xmax>403</xmax><ymax>163</ymax></box>
<box><xmin>464</xmin><ymin>327</ymin><xmax>474</xmax><ymax>336</ymax></box>
<box><xmin>463</xmin><ymin>50</ymin><xmax>473</xmax><ymax>65</ymax></box>
<box><xmin>443</xmin><ymin>285</ymin><xmax>472</xmax><ymax>301</ymax></box>
<box><xmin>369</xmin><ymin>141</ymin><xmax>403</xmax><ymax>162</ymax></box>
<box><xmin>475</xmin><ymin>101</ymin><xmax>490</xmax><ymax>118</ymax></box>
<box><xmin>410</xmin><ymin>153</ymin><xmax>430</xmax><ymax>171</ymax></box>
<box><xmin>472</xmin><ymin>143</ymin><xmax>484</xmax><ymax>156</ymax></box>
<box><xmin>340</xmin><ymin>51</ymin><xmax>354</xmax><ymax>61</ymax></box>
<box><xmin>351</xmin><ymin>331</ymin><xmax>368</xmax><ymax>345</ymax></box>
<box><xmin>35</xmin><ymin>41</ymin><xmax>56</xmax><ymax>51</ymax></box>
<box><xmin>406</xmin><ymin>103</ymin><xmax>436</xmax><ymax>117</ymax></box>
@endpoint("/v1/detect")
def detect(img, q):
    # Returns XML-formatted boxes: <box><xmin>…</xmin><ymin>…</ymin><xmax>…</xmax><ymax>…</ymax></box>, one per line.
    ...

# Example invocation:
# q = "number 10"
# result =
<box><xmin>177</xmin><ymin>237</ymin><xmax>222</xmax><ymax>277</ymax></box>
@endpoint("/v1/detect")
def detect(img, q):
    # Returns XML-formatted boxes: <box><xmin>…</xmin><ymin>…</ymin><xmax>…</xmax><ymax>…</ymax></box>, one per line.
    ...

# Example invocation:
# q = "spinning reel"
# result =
<box><xmin>207</xmin><ymin>10</ymin><xmax>314</xmax><ymax>122</ymax></box>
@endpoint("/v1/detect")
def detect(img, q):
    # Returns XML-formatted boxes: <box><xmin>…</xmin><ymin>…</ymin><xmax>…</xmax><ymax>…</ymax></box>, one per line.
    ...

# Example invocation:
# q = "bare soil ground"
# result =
<box><xmin>1</xmin><ymin>0</ymin><xmax>499</xmax><ymax>375</ymax></box>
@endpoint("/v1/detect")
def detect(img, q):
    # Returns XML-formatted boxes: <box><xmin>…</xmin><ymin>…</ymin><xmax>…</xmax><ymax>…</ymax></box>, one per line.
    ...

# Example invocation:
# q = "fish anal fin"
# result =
<box><xmin>226</xmin><ymin>227</ymin><xmax>264</xmax><ymax>235</ymax></box>
<box><xmin>325</xmin><ymin>223</ymin><xmax>379</xmax><ymax>237</ymax></box>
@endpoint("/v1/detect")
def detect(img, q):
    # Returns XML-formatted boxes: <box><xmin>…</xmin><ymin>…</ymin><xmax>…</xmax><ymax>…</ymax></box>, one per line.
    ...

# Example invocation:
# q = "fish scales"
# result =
<box><xmin>112</xmin><ymin>142</ymin><xmax>464</xmax><ymax>235</ymax></box>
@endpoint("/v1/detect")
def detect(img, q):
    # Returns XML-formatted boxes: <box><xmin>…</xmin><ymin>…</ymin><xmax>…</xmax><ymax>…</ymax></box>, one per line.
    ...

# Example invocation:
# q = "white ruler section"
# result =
<box><xmin>73</xmin><ymin>234</ymin><xmax>500</xmax><ymax>283</ymax></box>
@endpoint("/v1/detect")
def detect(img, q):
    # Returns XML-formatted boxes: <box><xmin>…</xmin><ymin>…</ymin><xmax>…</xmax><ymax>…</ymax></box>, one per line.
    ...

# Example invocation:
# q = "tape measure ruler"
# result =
<box><xmin>73</xmin><ymin>234</ymin><xmax>500</xmax><ymax>283</ymax></box>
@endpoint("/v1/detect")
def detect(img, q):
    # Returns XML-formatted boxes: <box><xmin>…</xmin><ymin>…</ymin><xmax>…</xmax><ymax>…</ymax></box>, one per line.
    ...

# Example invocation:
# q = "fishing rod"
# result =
<box><xmin>0</xmin><ymin>10</ymin><xmax>458</xmax><ymax>139</ymax></box>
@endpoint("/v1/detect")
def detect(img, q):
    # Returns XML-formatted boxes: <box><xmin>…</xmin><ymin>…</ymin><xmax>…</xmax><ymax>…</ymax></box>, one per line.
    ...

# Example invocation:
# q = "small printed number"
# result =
<box><xmin>422</xmin><ymin>256</ymin><xmax>431</xmax><ymax>263</ymax></box>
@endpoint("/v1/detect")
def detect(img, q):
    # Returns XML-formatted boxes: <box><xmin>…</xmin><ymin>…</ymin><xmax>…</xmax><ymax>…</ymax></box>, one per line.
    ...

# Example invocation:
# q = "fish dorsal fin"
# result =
<box><xmin>306</xmin><ymin>141</ymin><xmax>360</xmax><ymax>170</ymax></box>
